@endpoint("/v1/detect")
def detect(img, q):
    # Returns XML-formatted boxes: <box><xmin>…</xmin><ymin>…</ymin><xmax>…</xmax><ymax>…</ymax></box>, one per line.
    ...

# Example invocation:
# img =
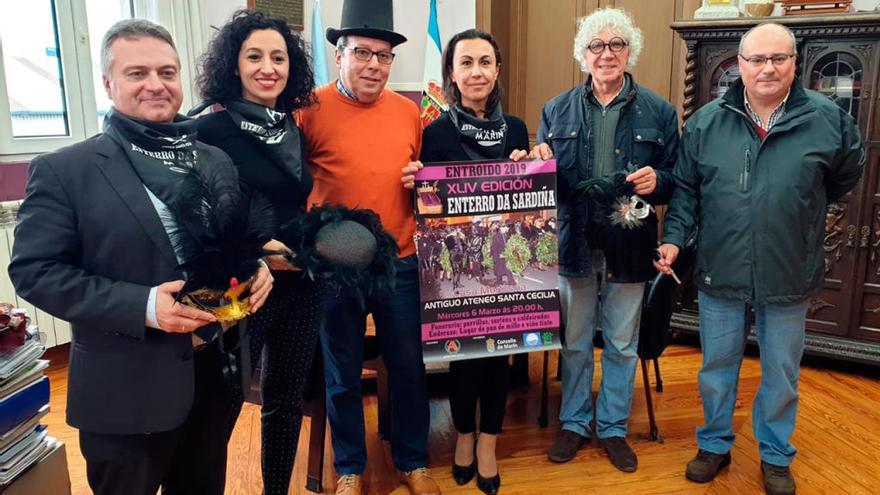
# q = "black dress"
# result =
<box><xmin>197</xmin><ymin>110</ymin><xmax>322</xmax><ymax>494</ymax></box>
<box><xmin>420</xmin><ymin>111</ymin><xmax>529</xmax><ymax>434</ymax></box>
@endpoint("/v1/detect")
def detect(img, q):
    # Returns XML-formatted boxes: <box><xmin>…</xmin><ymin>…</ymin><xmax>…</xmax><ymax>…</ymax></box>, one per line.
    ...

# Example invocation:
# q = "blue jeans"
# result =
<box><xmin>696</xmin><ymin>291</ymin><xmax>808</xmax><ymax>466</ymax></box>
<box><xmin>320</xmin><ymin>255</ymin><xmax>429</xmax><ymax>475</ymax></box>
<box><xmin>558</xmin><ymin>252</ymin><xmax>644</xmax><ymax>438</ymax></box>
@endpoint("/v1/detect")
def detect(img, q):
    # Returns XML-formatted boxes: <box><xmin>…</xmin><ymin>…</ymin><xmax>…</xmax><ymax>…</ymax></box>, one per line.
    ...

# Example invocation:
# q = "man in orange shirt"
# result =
<box><xmin>297</xmin><ymin>1</ymin><xmax>438</xmax><ymax>494</ymax></box>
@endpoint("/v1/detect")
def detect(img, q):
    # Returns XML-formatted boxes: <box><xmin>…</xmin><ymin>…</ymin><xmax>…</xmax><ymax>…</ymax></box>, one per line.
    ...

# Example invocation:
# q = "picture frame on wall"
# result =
<box><xmin>247</xmin><ymin>0</ymin><xmax>304</xmax><ymax>30</ymax></box>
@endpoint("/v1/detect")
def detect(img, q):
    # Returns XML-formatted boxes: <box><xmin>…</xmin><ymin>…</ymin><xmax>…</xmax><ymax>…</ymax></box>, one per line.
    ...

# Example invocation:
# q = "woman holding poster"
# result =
<box><xmin>419</xmin><ymin>29</ymin><xmax>530</xmax><ymax>495</ymax></box>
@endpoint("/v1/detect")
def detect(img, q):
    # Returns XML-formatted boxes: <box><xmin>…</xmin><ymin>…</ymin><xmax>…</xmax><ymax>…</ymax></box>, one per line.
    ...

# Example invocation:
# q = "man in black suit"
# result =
<box><xmin>7</xmin><ymin>19</ymin><xmax>272</xmax><ymax>495</ymax></box>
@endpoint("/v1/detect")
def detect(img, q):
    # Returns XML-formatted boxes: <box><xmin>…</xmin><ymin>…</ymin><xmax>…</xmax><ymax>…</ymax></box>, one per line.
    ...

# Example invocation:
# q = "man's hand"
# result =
<box><xmin>401</xmin><ymin>160</ymin><xmax>424</xmax><ymax>189</ymax></box>
<box><xmin>262</xmin><ymin>239</ymin><xmax>299</xmax><ymax>271</ymax></box>
<box><xmin>248</xmin><ymin>264</ymin><xmax>273</xmax><ymax>313</ymax></box>
<box><xmin>528</xmin><ymin>143</ymin><xmax>553</xmax><ymax>160</ymax></box>
<box><xmin>156</xmin><ymin>280</ymin><xmax>216</xmax><ymax>333</ymax></box>
<box><xmin>654</xmin><ymin>243</ymin><xmax>680</xmax><ymax>275</ymax></box>
<box><xmin>626</xmin><ymin>166</ymin><xmax>657</xmax><ymax>195</ymax></box>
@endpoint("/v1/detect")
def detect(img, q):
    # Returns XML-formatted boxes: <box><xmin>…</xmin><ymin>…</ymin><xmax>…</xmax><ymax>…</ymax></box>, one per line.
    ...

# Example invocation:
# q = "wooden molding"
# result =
<box><xmin>508</xmin><ymin>0</ymin><xmax>528</xmax><ymax>121</ymax></box>
<box><xmin>476</xmin><ymin>0</ymin><xmax>491</xmax><ymax>32</ymax></box>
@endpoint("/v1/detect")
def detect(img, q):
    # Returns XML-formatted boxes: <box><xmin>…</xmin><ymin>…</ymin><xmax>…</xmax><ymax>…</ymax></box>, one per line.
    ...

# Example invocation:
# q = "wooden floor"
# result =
<box><xmin>44</xmin><ymin>341</ymin><xmax>880</xmax><ymax>495</ymax></box>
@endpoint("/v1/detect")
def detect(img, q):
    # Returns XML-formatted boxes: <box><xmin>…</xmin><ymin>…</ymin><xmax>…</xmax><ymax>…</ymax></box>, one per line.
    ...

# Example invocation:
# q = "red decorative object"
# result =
<box><xmin>0</xmin><ymin>303</ymin><xmax>29</xmax><ymax>351</ymax></box>
<box><xmin>781</xmin><ymin>0</ymin><xmax>853</xmax><ymax>15</ymax></box>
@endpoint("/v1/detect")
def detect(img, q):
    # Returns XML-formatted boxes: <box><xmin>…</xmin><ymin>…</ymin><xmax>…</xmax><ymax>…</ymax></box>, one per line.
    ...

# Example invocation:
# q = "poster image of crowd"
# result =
<box><xmin>413</xmin><ymin>159</ymin><xmax>562</xmax><ymax>363</ymax></box>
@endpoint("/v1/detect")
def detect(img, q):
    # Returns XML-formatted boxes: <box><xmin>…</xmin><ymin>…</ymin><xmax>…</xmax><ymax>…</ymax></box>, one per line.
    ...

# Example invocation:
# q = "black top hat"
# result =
<box><xmin>326</xmin><ymin>0</ymin><xmax>407</xmax><ymax>47</ymax></box>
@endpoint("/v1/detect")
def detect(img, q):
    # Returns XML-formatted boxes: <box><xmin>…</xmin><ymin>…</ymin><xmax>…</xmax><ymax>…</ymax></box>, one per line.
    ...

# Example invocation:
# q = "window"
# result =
<box><xmin>85</xmin><ymin>0</ymin><xmax>137</xmax><ymax>129</ymax></box>
<box><xmin>0</xmin><ymin>0</ymin><xmax>206</xmax><ymax>156</ymax></box>
<box><xmin>1</xmin><ymin>1</ymin><xmax>70</xmax><ymax>138</ymax></box>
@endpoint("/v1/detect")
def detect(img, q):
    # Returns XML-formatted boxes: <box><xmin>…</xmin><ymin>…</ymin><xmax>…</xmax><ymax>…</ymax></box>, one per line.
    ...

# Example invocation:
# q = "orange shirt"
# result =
<box><xmin>298</xmin><ymin>82</ymin><xmax>421</xmax><ymax>257</ymax></box>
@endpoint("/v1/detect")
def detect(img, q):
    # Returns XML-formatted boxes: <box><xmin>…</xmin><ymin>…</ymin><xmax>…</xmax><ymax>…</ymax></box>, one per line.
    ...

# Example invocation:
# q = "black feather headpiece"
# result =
<box><xmin>573</xmin><ymin>170</ymin><xmax>657</xmax><ymax>277</ymax></box>
<box><xmin>275</xmin><ymin>204</ymin><xmax>398</xmax><ymax>295</ymax></box>
<box><xmin>171</xmin><ymin>160</ymin><xmax>275</xmax><ymax>323</ymax></box>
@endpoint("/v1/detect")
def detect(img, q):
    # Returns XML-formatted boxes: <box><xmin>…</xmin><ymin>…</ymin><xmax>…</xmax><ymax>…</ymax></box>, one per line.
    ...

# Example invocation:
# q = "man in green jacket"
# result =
<box><xmin>656</xmin><ymin>23</ymin><xmax>864</xmax><ymax>495</ymax></box>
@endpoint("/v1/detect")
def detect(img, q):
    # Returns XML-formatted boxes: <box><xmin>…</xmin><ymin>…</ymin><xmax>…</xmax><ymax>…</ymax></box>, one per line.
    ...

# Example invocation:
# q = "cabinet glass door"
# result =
<box><xmin>803</xmin><ymin>43</ymin><xmax>876</xmax><ymax>338</ymax></box>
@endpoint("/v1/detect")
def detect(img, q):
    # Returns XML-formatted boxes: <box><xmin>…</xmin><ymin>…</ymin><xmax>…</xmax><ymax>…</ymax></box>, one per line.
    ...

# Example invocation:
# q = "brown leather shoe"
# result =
<box><xmin>398</xmin><ymin>467</ymin><xmax>441</xmax><ymax>495</ymax></box>
<box><xmin>335</xmin><ymin>474</ymin><xmax>362</xmax><ymax>495</ymax></box>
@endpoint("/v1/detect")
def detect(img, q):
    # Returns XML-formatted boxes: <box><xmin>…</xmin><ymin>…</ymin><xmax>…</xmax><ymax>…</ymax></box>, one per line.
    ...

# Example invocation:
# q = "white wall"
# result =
<box><xmin>200</xmin><ymin>0</ymin><xmax>476</xmax><ymax>90</ymax></box>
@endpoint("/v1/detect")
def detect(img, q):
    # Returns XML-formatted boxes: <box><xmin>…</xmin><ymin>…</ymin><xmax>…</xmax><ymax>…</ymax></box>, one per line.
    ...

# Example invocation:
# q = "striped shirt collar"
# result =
<box><xmin>743</xmin><ymin>88</ymin><xmax>789</xmax><ymax>132</ymax></box>
<box><xmin>336</xmin><ymin>79</ymin><xmax>358</xmax><ymax>101</ymax></box>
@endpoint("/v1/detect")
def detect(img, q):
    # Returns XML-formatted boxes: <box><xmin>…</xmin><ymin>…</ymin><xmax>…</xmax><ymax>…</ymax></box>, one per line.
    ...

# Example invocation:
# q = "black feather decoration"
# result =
<box><xmin>170</xmin><ymin>160</ymin><xmax>275</xmax><ymax>321</ymax></box>
<box><xmin>572</xmin><ymin>171</ymin><xmax>635</xmax><ymax>226</ymax></box>
<box><xmin>572</xmin><ymin>171</ymin><xmax>657</xmax><ymax>278</ymax></box>
<box><xmin>275</xmin><ymin>204</ymin><xmax>398</xmax><ymax>295</ymax></box>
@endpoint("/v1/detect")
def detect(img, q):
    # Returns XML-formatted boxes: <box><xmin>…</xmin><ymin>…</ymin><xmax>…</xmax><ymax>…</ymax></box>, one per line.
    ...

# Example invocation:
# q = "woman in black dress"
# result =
<box><xmin>194</xmin><ymin>10</ymin><xmax>318</xmax><ymax>494</ymax></box>
<box><xmin>419</xmin><ymin>28</ymin><xmax>530</xmax><ymax>495</ymax></box>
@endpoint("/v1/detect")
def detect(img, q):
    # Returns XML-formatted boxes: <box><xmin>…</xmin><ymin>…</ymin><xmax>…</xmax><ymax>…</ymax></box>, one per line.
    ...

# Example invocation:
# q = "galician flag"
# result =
<box><xmin>311</xmin><ymin>0</ymin><xmax>330</xmax><ymax>87</ymax></box>
<box><xmin>420</xmin><ymin>0</ymin><xmax>446</xmax><ymax>128</ymax></box>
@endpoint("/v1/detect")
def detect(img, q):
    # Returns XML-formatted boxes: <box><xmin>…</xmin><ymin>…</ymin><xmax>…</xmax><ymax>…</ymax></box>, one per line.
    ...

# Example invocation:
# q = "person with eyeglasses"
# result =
<box><xmin>527</xmin><ymin>7</ymin><xmax>680</xmax><ymax>473</ymax></box>
<box><xmin>656</xmin><ymin>23</ymin><xmax>863</xmax><ymax>495</ymax></box>
<box><xmin>296</xmin><ymin>1</ymin><xmax>439</xmax><ymax>494</ymax></box>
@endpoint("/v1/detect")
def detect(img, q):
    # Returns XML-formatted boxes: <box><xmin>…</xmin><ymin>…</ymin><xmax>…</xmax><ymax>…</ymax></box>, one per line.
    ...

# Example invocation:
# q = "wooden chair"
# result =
<box><xmin>300</xmin><ymin>333</ymin><xmax>389</xmax><ymax>493</ymax></box>
<box><xmin>245</xmin><ymin>334</ymin><xmax>389</xmax><ymax>493</ymax></box>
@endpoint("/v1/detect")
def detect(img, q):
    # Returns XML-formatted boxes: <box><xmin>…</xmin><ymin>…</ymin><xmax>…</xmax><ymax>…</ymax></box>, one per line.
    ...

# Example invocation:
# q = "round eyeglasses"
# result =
<box><xmin>345</xmin><ymin>46</ymin><xmax>395</xmax><ymax>65</ymax></box>
<box><xmin>587</xmin><ymin>37</ymin><xmax>628</xmax><ymax>54</ymax></box>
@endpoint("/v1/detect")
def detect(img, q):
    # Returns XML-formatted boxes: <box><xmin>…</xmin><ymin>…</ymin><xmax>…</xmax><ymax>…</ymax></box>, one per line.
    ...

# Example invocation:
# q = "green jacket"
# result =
<box><xmin>663</xmin><ymin>79</ymin><xmax>864</xmax><ymax>304</ymax></box>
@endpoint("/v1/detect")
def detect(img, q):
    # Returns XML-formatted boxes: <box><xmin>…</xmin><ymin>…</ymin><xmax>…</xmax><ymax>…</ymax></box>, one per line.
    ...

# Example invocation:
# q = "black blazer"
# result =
<box><xmin>420</xmin><ymin>112</ymin><xmax>530</xmax><ymax>163</ymax></box>
<box><xmin>8</xmin><ymin>133</ymin><xmax>231</xmax><ymax>435</ymax></box>
<box><xmin>196</xmin><ymin>111</ymin><xmax>312</xmax><ymax>224</ymax></box>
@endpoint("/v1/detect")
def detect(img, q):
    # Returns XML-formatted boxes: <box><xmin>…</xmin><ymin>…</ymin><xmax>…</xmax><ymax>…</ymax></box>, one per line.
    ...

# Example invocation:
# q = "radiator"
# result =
<box><xmin>0</xmin><ymin>200</ymin><xmax>70</xmax><ymax>348</ymax></box>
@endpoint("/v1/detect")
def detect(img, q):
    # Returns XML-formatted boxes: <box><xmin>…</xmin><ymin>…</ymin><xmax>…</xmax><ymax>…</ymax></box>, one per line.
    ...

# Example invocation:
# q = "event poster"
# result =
<box><xmin>414</xmin><ymin>159</ymin><xmax>562</xmax><ymax>363</ymax></box>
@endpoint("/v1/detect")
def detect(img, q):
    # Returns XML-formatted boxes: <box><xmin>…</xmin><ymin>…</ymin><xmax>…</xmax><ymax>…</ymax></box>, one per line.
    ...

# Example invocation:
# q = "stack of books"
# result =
<box><xmin>0</xmin><ymin>305</ymin><xmax>67</xmax><ymax>493</ymax></box>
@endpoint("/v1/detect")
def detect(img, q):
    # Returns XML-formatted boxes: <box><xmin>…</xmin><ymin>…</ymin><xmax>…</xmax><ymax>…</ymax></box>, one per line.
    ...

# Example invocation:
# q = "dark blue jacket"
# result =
<box><xmin>537</xmin><ymin>75</ymin><xmax>679</xmax><ymax>280</ymax></box>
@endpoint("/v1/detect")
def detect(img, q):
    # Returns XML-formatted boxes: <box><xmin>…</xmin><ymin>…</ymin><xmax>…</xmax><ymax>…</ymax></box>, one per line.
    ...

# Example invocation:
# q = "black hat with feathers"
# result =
<box><xmin>275</xmin><ymin>204</ymin><xmax>398</xmax><ymax>295</ymax></box>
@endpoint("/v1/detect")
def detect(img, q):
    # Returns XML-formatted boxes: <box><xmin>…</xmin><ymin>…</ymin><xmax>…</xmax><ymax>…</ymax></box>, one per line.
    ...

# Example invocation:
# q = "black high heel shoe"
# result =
<box><xmin>451</xmin><ymin>461</ymin><xmax>476</xmax><ymax>485</ymax></box>
<box><xmin>476</xmin><ymin>470</ymin><xmax>501</xmax><ymax>494</ymax></box>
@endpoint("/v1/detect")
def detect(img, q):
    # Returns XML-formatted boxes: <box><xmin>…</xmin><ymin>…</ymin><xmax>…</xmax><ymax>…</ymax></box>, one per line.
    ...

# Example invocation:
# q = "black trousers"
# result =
<box><xmin>448</xmin><ymin>355</ymin><xmax>510</xmax><ymax>435</ymax></box>
<box><xmin>239</xmin><ymin>272</ymin><xmax>323</xmax><ymax>495</ymax></box>
<box><xmin>79</xmin><ymin>338</ymin><xmax>241</xmax><ymax>495</ymax></box>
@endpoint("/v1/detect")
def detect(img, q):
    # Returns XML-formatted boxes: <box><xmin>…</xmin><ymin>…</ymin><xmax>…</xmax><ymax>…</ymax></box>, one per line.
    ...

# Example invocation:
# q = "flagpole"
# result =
<box><xmin>420</xmin><ymin>0</ymin><xmax>447</xmax><ymax>128</ymax></box>
<box><xmin>311</xmin><ymin>0</ymin><xmax>330</xmax><ymax>87</ymax></box>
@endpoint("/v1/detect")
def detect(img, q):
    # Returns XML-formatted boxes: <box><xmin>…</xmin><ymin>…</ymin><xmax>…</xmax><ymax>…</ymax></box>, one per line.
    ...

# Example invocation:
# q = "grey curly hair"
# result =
<box><xmin>572</xmin><ymin>8</ymin><xmax>643</xmax><ymax>74</ymax></box>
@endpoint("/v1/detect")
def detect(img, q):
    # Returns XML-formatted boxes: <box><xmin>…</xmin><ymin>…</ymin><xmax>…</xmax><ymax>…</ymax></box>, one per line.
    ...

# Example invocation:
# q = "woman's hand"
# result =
<box><xmin>262</xmin><ymin>239</ymin><xmax>299</xmax><ymax>271</ymax></box>
<box><xmin>509</xmin><ymin>149</ymin><xmax>528</xmax><ymax>161</ymax></box>
<box><xmin>247</xmin><ymin>264</ymin><xmax>274</xmax><ymax>313</ymax></box>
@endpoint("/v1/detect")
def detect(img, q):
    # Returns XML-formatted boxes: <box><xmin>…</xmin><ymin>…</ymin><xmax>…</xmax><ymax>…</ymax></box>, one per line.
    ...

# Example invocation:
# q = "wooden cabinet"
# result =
<box><xmin>671</xmin><ymin>13</ymin><xmax>880</xmax><ymax>364</ymax></box>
